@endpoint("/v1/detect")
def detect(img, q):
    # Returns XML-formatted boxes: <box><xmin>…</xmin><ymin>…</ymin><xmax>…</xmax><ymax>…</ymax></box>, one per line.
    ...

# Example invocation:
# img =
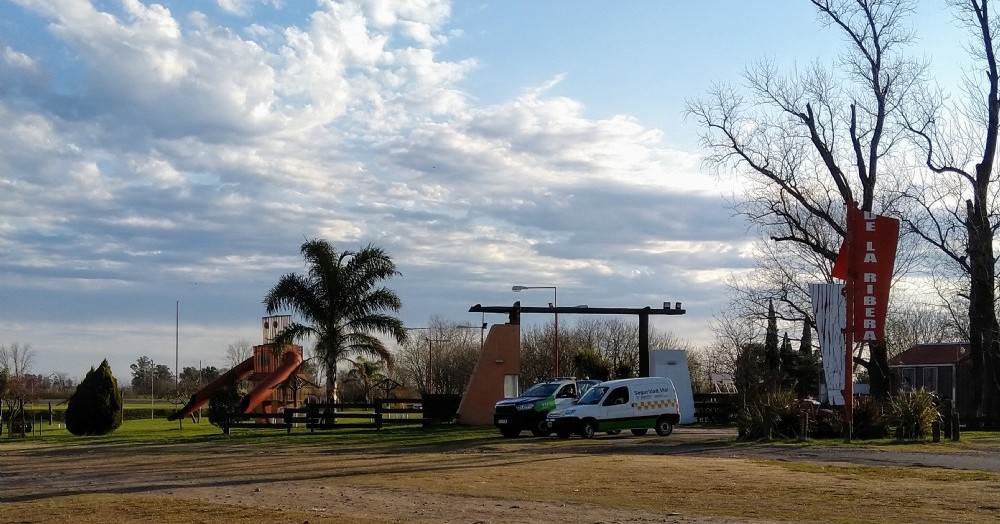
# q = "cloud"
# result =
<box><xmin>0</xmin><ymin>1</ymin><xmax>744</xmax><ymax>378</ymax></box>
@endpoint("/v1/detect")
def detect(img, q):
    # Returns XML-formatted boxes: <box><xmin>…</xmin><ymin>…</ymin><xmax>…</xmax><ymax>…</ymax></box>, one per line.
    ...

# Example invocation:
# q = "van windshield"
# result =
<box><xmin>577</xmin><ymin>386</ymin><xmax>607</xmax><ymax>405</ymax></box>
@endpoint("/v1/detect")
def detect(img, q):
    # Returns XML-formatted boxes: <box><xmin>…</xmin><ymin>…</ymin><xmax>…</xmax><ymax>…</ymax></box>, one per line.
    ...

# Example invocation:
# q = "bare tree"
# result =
<box><xmin>0</xmin><ymin>343</ymin><xmax>34</xmax><ymax>436</ymax></box>
<box><xmin>0</xmin><ymin>342</ymin><xmax>35</xmax><ymax>377</ymax></box>
<box><xmin>884</xmin><ymin>302</ymin><xmax>965</xmax><ymax>357</ymax></box>
<box><xmin>392</xmin><ymin>318</ymin><xmax>480</xmax><ymax>395</ymax></box>
<box><xmin>225</xmin><ymin>339</ymin><xmax>253</xmax><ymax>370</ymax></box>
<box><xmin>900</xmin><ymin>0</ymin><xmax>1000</xmax><ymax>422</ymax></box>
<box><xmin>704</xmin><ymin>303</ymin><xmax>765</xmax><ymax>378</ymax></box>
<box><xmin>687</xmin><ymin>0</ymin><xmax>926</xmax><ymax>397</ymax></box>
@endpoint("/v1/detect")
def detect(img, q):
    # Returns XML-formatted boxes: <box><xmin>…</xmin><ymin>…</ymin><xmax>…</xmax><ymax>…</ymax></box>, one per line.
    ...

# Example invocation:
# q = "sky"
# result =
<box><xmin>0</xmin><ymin>0</ymin><xmax>971</xmax><ymax>381</ymax></box>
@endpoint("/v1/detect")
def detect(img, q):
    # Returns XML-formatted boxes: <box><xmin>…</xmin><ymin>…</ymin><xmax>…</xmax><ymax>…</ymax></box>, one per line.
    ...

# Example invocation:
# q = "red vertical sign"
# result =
<box><xmin>832</xmin><ymin>205</ymin><xmax>899</xmax><ymax>342</ymax></box>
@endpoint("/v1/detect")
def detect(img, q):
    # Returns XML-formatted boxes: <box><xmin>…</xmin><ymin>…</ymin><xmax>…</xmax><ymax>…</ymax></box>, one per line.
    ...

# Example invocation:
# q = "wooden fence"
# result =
<box><xmin>693</xmin><ymin>392</ymin><xmax>738</xmax><ymax>424</ymax></box>
<box><xmin>226</xmin><ymin>395</ymin><xmax>460</xmax><ymax>433</ymax></box>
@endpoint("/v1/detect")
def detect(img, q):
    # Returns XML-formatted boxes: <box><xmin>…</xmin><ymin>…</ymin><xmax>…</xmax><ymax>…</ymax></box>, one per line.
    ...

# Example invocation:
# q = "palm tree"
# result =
<box><xmin>264</xmin><ymin>239</ymin><xmax>406</xmax><ymax>401</ymax></box>
<box><xmin>346</xmin><ymin>358</ymin><xmax>386</xmax><ymax>403</ymax></box>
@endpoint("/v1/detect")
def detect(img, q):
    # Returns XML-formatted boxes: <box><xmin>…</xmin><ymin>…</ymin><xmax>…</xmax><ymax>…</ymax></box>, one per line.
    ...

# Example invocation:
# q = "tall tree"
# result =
<box><xmin>264</xmin><ymin>239</ymin><xmax>406</xmax><ymax>401</ymax></box>
<box><xmin>765</xmin><ymin>300</ymin><xmax>781</xmax><ymax>378</ymax></box>
<box><xmin>902</xmin><ymin>0</ymin><xmax>1000</xmax><ymax>423</ymax></box>
<box><xmin>687</xmin><ymin>0</ymin><xmax>925</xmax><ymax>397</ymax></box>
<box><xmin>225</xmin><ymin>339</ymin><xmax>253</xmax><ymax>370</ymax></box>
<box><xmin>0</xmin><ymin>342</ymin><xmax>35</xmax><ymax>435</ymax></box>
<box><xmin>345</xmin><ymin>358</ymin><xmax>385</xmax><ymax>403</ymax></box>
<box><xmin>796</xmin><ymin>321</ymin><xmax>821</xmax><ymax>399</ymax></box>
<box><xmin>0</xmin><ymin>342</ymin><xmax>35</xmax><ymax>377</ymax></box>
<box><xmin>130</xmin><ymin>357</ymin><xmax>173</xmax><ymax>397</ymax></box>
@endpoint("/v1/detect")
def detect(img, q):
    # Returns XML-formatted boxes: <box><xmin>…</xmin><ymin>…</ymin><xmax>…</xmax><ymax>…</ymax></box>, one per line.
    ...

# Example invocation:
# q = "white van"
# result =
<box><xmin>545</xmin><ymin>377</ymin><xmax>681</xmax><ymax>439</ymax></box>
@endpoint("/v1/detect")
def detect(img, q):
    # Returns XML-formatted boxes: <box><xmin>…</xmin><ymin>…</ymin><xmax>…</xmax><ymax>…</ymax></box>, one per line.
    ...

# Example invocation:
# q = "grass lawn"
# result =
<box><xmin>2</xmin><ymin>421</ymin><xmax>999</xmax><ymax>523</ymax></box>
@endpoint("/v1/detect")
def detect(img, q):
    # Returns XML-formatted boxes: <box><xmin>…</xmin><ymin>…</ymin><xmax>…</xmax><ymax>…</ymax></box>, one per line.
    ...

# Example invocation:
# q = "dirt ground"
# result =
<box><xmin>3</xmin><ymin>427</ymin><xmax>1000</xmax><ymax>523</ymax></box>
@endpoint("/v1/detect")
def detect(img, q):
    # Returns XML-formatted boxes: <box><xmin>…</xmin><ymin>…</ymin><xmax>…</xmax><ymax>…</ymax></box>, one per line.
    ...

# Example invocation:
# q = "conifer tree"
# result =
<box><xmin>66</xmin><ymin>359</ymin><xmax>122</xmax><ymax>436</ymax></box>
<box><xmin>764</xmin><ymin>300</ymin><xmax>781</xmax><ymax>382</ymax></box>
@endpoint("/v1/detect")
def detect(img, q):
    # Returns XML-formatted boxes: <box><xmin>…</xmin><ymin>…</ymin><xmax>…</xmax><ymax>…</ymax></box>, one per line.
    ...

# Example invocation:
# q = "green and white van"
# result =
<box><xmin>545</xmin><ymin>377</ymin><xmax>681</xmax><ymax>439</ymax></box>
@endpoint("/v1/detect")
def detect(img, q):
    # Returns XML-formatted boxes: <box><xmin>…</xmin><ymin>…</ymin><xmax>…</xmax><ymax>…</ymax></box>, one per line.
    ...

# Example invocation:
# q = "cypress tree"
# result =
<box><xmin>764</xmin><ymin>300</ymin><xmax>781</xmax><ymax>381</ymax></box>
<box><xmin>795</xmin><ymin>321</ymin><xmax>821</xmax><ymax>400</ymax></box>
<box><xmin>66</xmin><ymin>359</ymin><xmax>123</xmax><ymax>436</ymax></box>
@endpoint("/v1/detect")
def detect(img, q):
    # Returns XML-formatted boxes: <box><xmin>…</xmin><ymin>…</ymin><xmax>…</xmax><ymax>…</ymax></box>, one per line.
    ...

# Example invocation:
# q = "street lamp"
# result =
<box><xmin>512</xmin><ymin>285</ymin><xmax>558</xmax><ymax>377</ymax></box>
<box><xmin>150</xmin><ymin>359</ymin><xmax>155</xmax><ymax>420</ymax></box>
<box><xmin>457</xmin><ymin>314</ymin><xmax>487</xmax><ymax>352</ymax></box>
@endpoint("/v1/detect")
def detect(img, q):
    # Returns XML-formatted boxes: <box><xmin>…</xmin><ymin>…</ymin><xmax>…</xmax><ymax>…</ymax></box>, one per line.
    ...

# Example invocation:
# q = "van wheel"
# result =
<box><xmin>655</xmin><ymin>417</ymin><xmax>673</xmax><ymax>437</ymax></box>
<box><xmin>499</xmin><ymin>426</ymin><xmax>520</xmax><ymax>438</ymax></box>
<box><xmin>580</xmin><ymin>420</ymin><xmax>597</xmax><ymax>439</ymax></box>
<box><xmin>630</xmin><ymin>428</ymin><xmax>648</xmax><ymax>436</ymax></box>
<box><xmin>556</xmin><ymin>429</ymin><xmax>573</xmax><ymax>439</ymax></box>
<box><xmin>530</xmin><ymin>420</ymin><xmax>552</xmax><ymax>437</ymax></box>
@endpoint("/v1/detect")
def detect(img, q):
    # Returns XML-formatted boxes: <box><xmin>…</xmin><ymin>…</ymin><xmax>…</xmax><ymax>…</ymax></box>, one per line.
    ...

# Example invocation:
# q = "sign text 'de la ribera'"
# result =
<box><xmin>832</xmin><ymin>205</ymin><xmax>899</xmax><ymax>342</ymax></box>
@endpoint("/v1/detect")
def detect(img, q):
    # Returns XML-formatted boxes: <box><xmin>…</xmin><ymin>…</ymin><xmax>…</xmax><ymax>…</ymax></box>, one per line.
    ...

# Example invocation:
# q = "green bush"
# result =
<box><xmin>207</xmin><ymin>380</ymin><xmax>245</xmax><ymax>435</ymax></box>
<box><xmin>852</xmin><ymin>395</ymin><xmax>889</xmax><ymax>439</ymax></box>
<box><xmin>888</xmin><ymin>388</ymin><xmax>939</xmax><ymax>440</ymax></box>
<box><xmin>737</xmin><ymin>388</ymin><xmax>800</xmax><ymax>440</ymax></box>
<box><xmin>65</xmin><ymin>360</ymin><xmax>123</xmax><ymax>436</ymax></box>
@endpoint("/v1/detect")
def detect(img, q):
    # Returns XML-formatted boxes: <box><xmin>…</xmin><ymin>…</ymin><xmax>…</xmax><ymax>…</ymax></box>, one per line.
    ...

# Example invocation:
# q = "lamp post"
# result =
<box><xmin>150</xmin><ymin>359</ymin><xmax>155</xmax><ymax>420</ymax></box>
<box><xmin>457</xmin><ymin>315</ymin><xmax>487</xmax><ymax>352</ymax></box>
<box><xmin>512</xmin><ymin>285</ymin><xmax>558</xmax><ymax>377</ymax></box>
<box><xmin>175</xmin><ymin>300</ymin><xmax>181</xmax><ymax>429</ymax></box>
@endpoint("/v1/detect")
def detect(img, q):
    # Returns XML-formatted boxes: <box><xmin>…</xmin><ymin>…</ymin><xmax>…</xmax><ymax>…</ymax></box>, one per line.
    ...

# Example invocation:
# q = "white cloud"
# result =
<box><xmin>217</xmin><ymin>0</ymin><xmax>254</xmax><ymax>16</ymax></box>
<box><xmin>0</xmin><ymin>1</ymin><xmax>744</xmax><ymax>376</ymax></box>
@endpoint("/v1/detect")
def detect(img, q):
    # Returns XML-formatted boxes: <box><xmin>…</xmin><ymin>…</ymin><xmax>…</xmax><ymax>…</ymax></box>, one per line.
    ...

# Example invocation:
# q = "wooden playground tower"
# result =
<box><xmin>246</xmin><ymin>315</ymin><xmax>317</xmax><ymax>417</ymax></box>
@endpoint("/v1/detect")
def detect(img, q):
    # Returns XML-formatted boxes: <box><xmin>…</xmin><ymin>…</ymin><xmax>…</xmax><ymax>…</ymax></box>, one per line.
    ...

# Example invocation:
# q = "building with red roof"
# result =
<box><xmin>889</xmin><ymin>342</ymin><xmax>972</xmax><ymax>420</ymax></box>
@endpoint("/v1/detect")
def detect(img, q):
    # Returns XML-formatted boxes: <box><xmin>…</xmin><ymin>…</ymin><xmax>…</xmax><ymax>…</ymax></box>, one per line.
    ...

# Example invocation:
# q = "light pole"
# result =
<box><xmin>150</xmin><ymin>358</ymin><xmax>155</xmax><ymax>420</ymax></box>
<box><xmin>457</xmin><ymin>315</ymin><xmax>487</xmax><ymax>352</ymax></box>
<box><xmin>175</xmin><ymin>300</ymin><xmax>180</xmax><ymax>429</ymax></box>
<box><xmin>512</xmin><ymin>285</ymin><xmax>558</xmax><ymax>377</ymax></box>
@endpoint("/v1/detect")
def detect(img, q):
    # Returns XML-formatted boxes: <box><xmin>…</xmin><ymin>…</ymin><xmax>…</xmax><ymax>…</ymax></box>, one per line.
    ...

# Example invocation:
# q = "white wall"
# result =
<box><xmin>649</xmin><ymin>349</ymin><xmax>696</xmax><ymax>424</ymax></box>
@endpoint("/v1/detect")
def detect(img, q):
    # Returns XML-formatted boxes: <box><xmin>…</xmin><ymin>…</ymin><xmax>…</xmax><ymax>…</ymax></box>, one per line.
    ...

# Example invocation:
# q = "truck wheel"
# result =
<box><xmin>580</xmin><ymin>420</ymin><xmax>597</xmax><ymax>439</ymax></box>
<box><xmin>556</xmin><ymin>429</ymin><xmax>573</xmax><ymax>439</ymax></box>
<box><xmin>655</xmin><ymin>416</ymin><xmax>673</xmax><ymax>437</ymax></box>
<box><xmin>499</xmin><ymin>425</ymin><xmax>520</xmax><ymax>438</ymax></box>
<box><xmin>530</xmin><ymin>420</ymin><xmax>552</xmax><ymax>437</ymax></box>
<box><xmin>630</xmin><ymin>428</ymin><xmax>648</xmax><ymax>436</ymax></box>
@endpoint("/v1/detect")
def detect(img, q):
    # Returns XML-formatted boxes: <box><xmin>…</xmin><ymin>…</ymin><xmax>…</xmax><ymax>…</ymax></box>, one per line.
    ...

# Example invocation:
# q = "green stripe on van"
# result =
<box><xmin>598</xmin><ymin>416</ymin><xmax>658</xmax><ymax>431</ymax></box>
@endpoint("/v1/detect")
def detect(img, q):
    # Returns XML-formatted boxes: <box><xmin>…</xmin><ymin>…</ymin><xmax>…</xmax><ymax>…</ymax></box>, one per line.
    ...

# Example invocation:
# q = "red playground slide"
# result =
<box><xmin>240</xmin><ymin>350</ymin><xmax>303</xmax><ymax>414</ymax></box>
<box><xmin>167</xmin><ymin>356</ymin><xmax>254</xmax><ymax>421</ymax></box>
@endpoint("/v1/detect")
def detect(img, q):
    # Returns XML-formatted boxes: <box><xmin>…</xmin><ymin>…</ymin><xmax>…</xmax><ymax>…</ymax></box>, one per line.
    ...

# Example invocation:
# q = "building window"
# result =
<box><xmin>922</xmin><ymin>367</ymin><xmax>939</xmax><ymax>393</ymax></box>
<box><xmin>503</xmin><ymin>375</ymin><xmax>519</xmax><ymax>399</ymax></box>
<box><xmin>901</xmin><ymin>367</ymin><xmax>916</xmax><ymax>390</ymax></box>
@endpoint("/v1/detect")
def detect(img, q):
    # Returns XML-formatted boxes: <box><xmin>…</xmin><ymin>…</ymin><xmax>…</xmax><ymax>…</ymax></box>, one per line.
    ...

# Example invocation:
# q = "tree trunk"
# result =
<box><xmin>326</xmin><ymin>358</ymin><xmax>338</xmax><ymax>403</ymax></box>
<box><xmin>967</xmin><ymin>198</ymin><xmax>1000</xmax><ymax>424</ymax></box>
<box><xmin>866</xmin><ymin>341</ymin><xmax>891</xmax><ymax>400</ymax></box>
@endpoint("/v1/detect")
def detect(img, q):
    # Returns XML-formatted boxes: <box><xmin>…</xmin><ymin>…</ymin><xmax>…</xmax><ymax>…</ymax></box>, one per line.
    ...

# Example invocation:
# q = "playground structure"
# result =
<box><xmin>168</xmin><ymin>315</ymin><xmax>316</xmax><ymax>422</ymax></box>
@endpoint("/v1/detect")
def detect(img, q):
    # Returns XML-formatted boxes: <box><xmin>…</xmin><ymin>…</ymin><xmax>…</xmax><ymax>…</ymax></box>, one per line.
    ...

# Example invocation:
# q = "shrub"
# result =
<box><xmin>737</xmin><ymin>388</ymin><xmax>800</xmax><ymax>440</ymax></box>
<box><xmin>852</xmin><ymin>395</ymin><xmax>889</xmax><ymax>439</ymax></box>
<box><xmin>65</xmin><ymin>360</ymin><xmax>123</xmax><ymax>436</ymax></box>
<box><xmin>888</xmin><ymin>388</ymin><xmax>939</xmax><ymax>440</ymax></box>
<box><xmin>207</xmin><ymin>379</ymin><xmax>245</xmax><ymax>435</ymax></box>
